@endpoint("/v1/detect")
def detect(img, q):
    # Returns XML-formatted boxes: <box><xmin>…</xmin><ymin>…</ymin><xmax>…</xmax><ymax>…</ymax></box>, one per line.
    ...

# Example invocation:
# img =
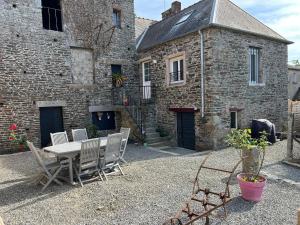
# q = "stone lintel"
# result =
<box><xmin>36</xmin><ymin>101</ymin><xmax>67</xmax><ymax>108</ymax></box>
<box><xmin>89</xmin><ymin>105</ymin><xmax>117</xmax><ymax>112</ymax></box>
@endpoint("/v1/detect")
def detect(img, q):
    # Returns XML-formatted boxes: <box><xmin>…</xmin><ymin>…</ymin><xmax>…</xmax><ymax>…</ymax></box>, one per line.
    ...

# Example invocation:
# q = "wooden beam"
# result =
<box><xmin>169</xmin><ymin>107</ymin><xmax>199</xmax><ymax>112</ymax></box>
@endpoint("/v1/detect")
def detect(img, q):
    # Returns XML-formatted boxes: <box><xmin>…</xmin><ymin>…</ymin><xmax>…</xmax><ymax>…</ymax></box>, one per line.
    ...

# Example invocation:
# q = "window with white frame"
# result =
<box><xmin>169</xmin><ymin>57</ymin><xmax>184</xmax><ymax>83</ymax></box>
<box><xmin>143</xmin><ymin>62</ymin><xmax>150</xmax><ymax>82</ymax></box>
<box><xmin>249</xmin><ymin>47</ymin><xmax>263</xmax><ymax>85</ymax></box>
<box><xmin>230</xmin><ymin>111</ymin><xmax>238</xmax><ymax>129</ymax></box>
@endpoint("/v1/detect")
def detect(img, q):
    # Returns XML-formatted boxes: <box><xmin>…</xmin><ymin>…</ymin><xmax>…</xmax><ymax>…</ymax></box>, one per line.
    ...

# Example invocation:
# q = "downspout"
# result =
<box><xmin>199</xmin><ymin>30</ymin><xmax>205</xmax><ymax>118</ymax></box>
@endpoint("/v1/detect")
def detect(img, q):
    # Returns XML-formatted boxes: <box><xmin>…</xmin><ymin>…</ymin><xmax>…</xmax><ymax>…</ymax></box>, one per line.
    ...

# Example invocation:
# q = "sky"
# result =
<box><xmin>135</xmin><ymin>0</ymin><xmax>300</xmax><ymax>62</ymax></box>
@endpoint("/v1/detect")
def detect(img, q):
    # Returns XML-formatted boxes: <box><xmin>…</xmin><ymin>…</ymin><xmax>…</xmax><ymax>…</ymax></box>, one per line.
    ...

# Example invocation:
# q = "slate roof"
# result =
<box><xmin>137</xmin><ymin>0</ymin><xmax>292</xmax><ymax>51</ymax></box>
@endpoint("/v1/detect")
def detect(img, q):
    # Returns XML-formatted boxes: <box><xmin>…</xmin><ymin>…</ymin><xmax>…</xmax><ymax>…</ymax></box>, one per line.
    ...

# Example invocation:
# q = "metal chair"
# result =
<box><xmin>72</xmin><ymin>128</ymin><xmax>88</xmax><ymax>142</ymax></box>
<box><xmin>27</xmin><ymin>141</ymin><xmax>69</xmax><ymax>191</ymax></box>
<box><xmin>50</xmin><ymin>131</ymin><xmax>69</xmax><ymax>145</ymax></box>
<box><xmin>74</xmin><ymin>138</ymin><xmax>103</xmax><ymax>187</ymax></box>
<box><xmin>120</xmin><ymin>127</ymin><xmax>131</xmax><ymax>163</ymax></box>
<box><xmin>100</xmin><ymin>133</ymin><xmax>124</xmax><ymax>180</ymax></box>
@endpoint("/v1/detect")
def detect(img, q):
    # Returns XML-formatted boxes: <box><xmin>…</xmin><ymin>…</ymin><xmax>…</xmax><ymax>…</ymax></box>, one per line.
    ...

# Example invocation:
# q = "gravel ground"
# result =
<box><xmin>0</xmin><ymin>140</ymin><xmax>299</xmax><ymax>225</ymax></box>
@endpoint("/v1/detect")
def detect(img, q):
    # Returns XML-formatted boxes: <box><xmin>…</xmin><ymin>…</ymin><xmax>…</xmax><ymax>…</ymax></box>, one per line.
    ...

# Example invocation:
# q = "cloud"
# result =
<box><xmin>135</xmin><ymin>0</ymin><xmax>300</xmax><ymax>60</ymax></box>
<box><xmin>232</xmin><ymin>0</ymin><xmax>300</xmax><ymax>61</ymax></box>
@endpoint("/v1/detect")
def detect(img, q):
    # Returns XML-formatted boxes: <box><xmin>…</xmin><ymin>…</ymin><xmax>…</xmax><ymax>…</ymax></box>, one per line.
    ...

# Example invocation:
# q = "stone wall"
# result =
<box><xmin>202</xmin><ymin>27</ymin><xmax>288</xmax><ymax>149</ymax></box>
<box><xmin>138</xmin><ymin>32</ymin><xmax>203</xmax><ymax>149</ymax></box>
<box><xmin>138</xmin><ymin>27</ymin><xmax>288</xmax><ymax>150</ymax></box>
<box><xmin>288</xmin><ymin>66</ymin><xmax>300</xmax><ymax>99</ymax></box>
<box><xmin>0</xmin><ymin>0</ymin><xmax>135</xmax><ymax>153</ymax></box>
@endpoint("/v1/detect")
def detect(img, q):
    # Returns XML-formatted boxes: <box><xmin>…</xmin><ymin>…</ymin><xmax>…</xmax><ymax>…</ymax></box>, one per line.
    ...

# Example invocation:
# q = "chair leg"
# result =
<box><xmin>101</xmin><ymin>170</ymin><xmax>108</xmax><ymax>181</ymax></box>
<box><xmin>97</xmin><ymin>170</ymin><xmax>103</xmax><ymax>181</ymax></box>
<box><xmin>74</xmin><ymin>168</ymin><xmax>83</xmax><ymax>187</ymax></box>
<box><xmin>120</xmin><ymin>157</ymin><xmax>127</xmax><ymax>164</ymax></box>
<box><xmin>42</xmin><ymin>167</ymin><xmax>62</xmax><ymax>192</ymax></box>
<box><xmin>117</xmin><ymin>164</ymin><xmax>124</xmax><ymax>176</ymax></box>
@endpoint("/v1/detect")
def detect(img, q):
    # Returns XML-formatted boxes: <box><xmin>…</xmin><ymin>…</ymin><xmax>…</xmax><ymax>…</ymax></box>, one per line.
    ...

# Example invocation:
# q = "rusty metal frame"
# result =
<box><xmin>163</xmin><ymin>154</ymin><xmax>242</xmax><ymax>225</ymax></box>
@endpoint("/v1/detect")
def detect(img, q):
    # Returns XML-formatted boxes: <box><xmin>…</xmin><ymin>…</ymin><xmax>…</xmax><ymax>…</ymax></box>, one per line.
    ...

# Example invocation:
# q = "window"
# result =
<box><xmin>111</xmin><ymin>65</ymin><xmax>122</xmax><ymax>75</ymax></box>
<box><xmin>176</xmin><ymin>12</ymin><xmax>193</xmax><ymax>25</ymax></box>
<box><xmin>42</xmin><ymin>0</ymin><xmax>63</xmax><ymax>32</ymax></box>
<box><xmin>143</xmin><ymin>62</ymin><xmax>150</xmax><ymax>82</ymax></box>
<box><xmin>249</xmin><ymin>47</ymin><xmax>263</xmax><ymax>85</ymax></box>
<box><xmin>92</xmin><ymin>111</ymin><xmax>116</xmax><ymax>131</ymax></box>
<box><xmin>230</xmin><ymin>111</ymin><xmax>238</xmax><ymax>129</ymax></box>
<box><xmin>112</xmin><ymin>9</ymin><xmax>121</xmax><ymax>28</ymax></box>
<box><xmin>170</xmin><ymin>57</ymin><xmax>184</xmax><ymax>83</ymax></box>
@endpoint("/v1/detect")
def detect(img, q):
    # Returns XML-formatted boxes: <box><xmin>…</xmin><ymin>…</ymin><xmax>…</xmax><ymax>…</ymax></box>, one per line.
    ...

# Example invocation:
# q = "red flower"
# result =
<box><xmin>8</xmin><ymin>136</ymin><xmax>15</xmax><ymax>141</ymax></box>
<box><xmin>9</xmin><ymin>123</ymin><xmax>17</xmax><ymax>131</ymax></box>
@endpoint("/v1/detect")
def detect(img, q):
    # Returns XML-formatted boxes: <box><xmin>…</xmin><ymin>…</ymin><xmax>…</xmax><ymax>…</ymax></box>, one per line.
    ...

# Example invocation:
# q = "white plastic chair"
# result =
<box><xmin>74</xmin><ymin>138</ymin><xmax>102</xmax><ymax>187</ymax></box>
<box><xmin>27</xmin><ymin>141</ymin><xmax>69</xmax><ymax>191</ymax></box>
<box><xmin>120</xmin><ymin>127</ymin><xmax>130</xmax><ymax>163</ymax></box>
<box><xmin>50</xmin><ymin>131</ymin><xmax>69</xmax><ymax>145</ymax></box>
<box><xmin>100</xmin><ymin>133</ymin><xmax>124</xmax><ymax>180</ymax></box>
<box><xmin>72</xmin><ymin>128</ymin><xmax>88</xmax><ymax>142</ymax></box>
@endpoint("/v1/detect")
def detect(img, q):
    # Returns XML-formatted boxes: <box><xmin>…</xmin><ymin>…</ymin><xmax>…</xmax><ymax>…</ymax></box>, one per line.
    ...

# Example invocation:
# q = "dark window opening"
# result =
<box><xmin>42</xmin><ymin>0</ymin><xmax>63</xmax><ymax>32</ymax></box>
<box><xmin>92</xmin><ymin>111</ymin><xmax>116</xmax><ymax>131</ymax></box>
<box><xmin>230</xmin><ymin>111</ymin><xmax>237</xmax><ymax>129</ymax></box>
<box><xmin>111</xmin><ymin>64</ymin><xmax>122</xmax><ymax>75</ymax></box>
<box><xmin>249</xmin><ymin>47</ymin><xmax>262</xmax><ymax>84</ymax></box>
<box><xmin>112</xmin><ymin>9</ymin><xmax>121</xmax><ymax>28</ymax></box>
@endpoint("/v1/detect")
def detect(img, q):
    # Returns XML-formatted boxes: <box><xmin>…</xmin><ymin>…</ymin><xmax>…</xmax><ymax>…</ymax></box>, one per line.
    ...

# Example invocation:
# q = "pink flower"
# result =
<box><xmin>8</xmin><ymin>136</ymin><xmax>15</xmax><ymax>141</ymax></box>
<box><xmin>9</xmin><ymin>123</ymin><xmax>17</xmax><ymax>131</ymax></box>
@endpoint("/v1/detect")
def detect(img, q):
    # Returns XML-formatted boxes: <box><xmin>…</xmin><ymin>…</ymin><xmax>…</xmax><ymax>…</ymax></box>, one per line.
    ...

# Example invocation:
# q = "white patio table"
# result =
<box><xmin>44</xmin><ymin>137</ymin><xmax>108</xmax><ymax>185</ymax></box>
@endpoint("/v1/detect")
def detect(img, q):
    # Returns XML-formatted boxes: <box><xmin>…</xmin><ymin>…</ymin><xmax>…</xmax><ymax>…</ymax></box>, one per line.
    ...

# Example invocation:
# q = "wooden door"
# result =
<box><xmin>40</xmin><ymin>107</ymin><xmax>64</xmax><ymax>147</ymax></box>
<box><xmin>177</xmin><ymin>112</ymin><xmax>195</xmax><ymax>150</ymax></box>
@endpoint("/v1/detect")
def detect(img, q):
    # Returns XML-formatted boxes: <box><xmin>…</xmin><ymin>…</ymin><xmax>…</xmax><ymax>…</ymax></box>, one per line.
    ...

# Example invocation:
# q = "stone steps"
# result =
<box><xmin>146</xmin><ymin>136</ymin><xmax>170</xmax><ymax>144</ymax></box>
<box><xmin>148</xmin><ymin>141</ymin><xmax>172</xmax><ymax>148</ymax></box>
<box><xmin>145</xmin><ymin>132</ymin><xmax>160</xmax><ymax>139</ymax></box>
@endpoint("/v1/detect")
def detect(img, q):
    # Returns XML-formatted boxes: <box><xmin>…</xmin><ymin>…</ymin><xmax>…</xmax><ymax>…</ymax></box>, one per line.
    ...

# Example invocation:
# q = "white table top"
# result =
<box><xmin>44</xmin><ymin>137</ymin><xmax>108</xmax><ymax>156</ymax></box>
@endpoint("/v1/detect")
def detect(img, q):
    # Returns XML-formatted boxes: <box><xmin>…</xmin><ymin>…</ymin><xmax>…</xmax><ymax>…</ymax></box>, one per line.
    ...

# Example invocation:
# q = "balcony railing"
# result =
<box><xmin>112</xmin><ymin>85</ymin><xmax>154</xmax><ymax>138</ymax></box>
<box><xmin>112</xmin><ymin>85</ymin><xmax>154</xmax><ymax>106</ymax></box>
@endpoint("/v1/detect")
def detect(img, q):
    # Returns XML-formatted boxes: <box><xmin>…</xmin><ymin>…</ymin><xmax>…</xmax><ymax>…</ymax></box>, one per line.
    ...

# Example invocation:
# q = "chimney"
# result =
<box><xmin>162</xmin><ymin>1</ymin><xmax>182</xmax><ymax>20</ymax></box>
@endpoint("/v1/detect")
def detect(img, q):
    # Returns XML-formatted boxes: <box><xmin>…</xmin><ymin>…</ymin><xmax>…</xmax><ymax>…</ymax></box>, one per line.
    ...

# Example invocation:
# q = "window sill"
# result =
<box><xmin>249</xmin><ymin>82</ymin><xmax>265</xmax><ymax>87</ymax></box>
<box><xmin>168</xmin><ymin>81</ymin><xmax>186</xmax><ymax>87</ymax></box>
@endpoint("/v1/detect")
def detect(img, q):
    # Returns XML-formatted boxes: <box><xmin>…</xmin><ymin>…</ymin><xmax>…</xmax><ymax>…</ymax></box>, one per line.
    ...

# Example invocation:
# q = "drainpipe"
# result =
<box><xmin>199</xmin><ymin>30</ymin><xmax>205</xmax><ymax>118</ymax></box>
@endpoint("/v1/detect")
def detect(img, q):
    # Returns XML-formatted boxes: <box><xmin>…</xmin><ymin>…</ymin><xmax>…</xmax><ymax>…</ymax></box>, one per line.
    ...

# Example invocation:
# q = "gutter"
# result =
<box><xmin>199</xmin><ymin>30</ymin><xmax>205</xmax><ymax>118</ymax></box>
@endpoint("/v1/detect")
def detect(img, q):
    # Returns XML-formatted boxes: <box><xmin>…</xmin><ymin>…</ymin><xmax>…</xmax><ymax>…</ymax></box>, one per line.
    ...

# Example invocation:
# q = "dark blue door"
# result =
<box><xmin>40</xmin><ymin>107</ymin><xmax>64</xmax><ymax>147</ymax></box>
<box><xmin>177</xmin><ymin>112</ymin><xmax>195</xmax><ymax>150</ymax></box>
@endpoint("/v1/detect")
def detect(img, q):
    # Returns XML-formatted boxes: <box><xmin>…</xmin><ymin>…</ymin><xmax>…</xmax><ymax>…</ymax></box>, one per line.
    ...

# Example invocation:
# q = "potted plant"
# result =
<box><xmin>8</xmin><ymin>123</ymin><xmax>28</xmax><ymax>152</ymax></box>
<box><xmin>112</xmin><ymin>73</ymin><xmax>127</xmax><ymax>87</ymax></box>
<box><xmin>226</xmin><ymin>129</ymin><xmax>269</xmax><ymax>202</ymax></box>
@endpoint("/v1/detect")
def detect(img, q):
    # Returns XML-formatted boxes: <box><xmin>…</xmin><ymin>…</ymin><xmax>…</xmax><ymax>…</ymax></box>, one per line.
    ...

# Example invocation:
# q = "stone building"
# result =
<box><xmin>288</xmin><ymin>65</ymin><xmax>300</xmax><ymax>100</ymax></box>
<box><xmin>137</xmin><ymin>0</ymin><xmax>292</xmax><ymax>150</ymax></box>
<box><xmin>0</xmin><ymin>0</ymin><xmax>136</xmax><ymax>152</ymax></box>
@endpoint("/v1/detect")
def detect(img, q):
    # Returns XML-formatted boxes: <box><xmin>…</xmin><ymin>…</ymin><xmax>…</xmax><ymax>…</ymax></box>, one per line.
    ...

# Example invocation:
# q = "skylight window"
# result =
<box><xmin>176</xmin><ymin>12</ymin><xmax>193</xmax><ymax>25</ymax></box>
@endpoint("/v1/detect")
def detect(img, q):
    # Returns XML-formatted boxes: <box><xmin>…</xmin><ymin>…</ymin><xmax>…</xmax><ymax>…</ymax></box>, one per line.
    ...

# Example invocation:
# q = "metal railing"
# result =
<box><xmin>42</xmin><ymin>6</ymin><xmax>63</xmax><ymax>32</ymax></box>
<box><xmin>112</xmin><ymin>85</ymin><xmax>154</xmax><ymax>137</ymax></box>
<box><xmin>112</xmin><ymin>85</ymin><xmax>154</xmax><ymax>106</ymax></box>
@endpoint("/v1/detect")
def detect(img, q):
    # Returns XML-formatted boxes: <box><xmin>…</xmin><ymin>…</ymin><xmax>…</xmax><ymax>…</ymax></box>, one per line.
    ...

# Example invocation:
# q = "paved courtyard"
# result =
<box><xmin>0</xmin><ymin>140</ymin><xmax>299</xmax><ymax>225</ymax></box>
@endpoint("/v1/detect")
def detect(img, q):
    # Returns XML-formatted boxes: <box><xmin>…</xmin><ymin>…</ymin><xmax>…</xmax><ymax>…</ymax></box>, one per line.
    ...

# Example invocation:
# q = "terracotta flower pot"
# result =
<box><xmin>237</xmin><ymin>173</ymin><xmax>266</xmax><ymax>202</ymax></box>
<box><xmin>18</xmin><ymin>144</ymin><xmax>25</xmax><ymax>152</ymax></box>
